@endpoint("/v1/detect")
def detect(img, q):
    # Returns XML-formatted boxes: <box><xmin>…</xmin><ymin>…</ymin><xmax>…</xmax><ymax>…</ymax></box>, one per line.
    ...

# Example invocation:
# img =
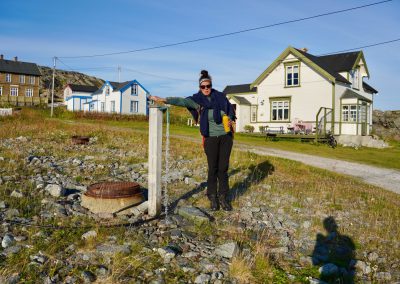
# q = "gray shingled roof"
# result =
<box><xmin>223</xmin><ymin>84</ymin><xmax>257</xmax><ymax>94</ymax></box>
<box><xmin>109</xmin><ymin>81</ymin><xmax>132</xmax><ymax>91</ymax></box>
<box><xmin>341</xmin><ymin>89</ymin><xmax>372</xmax><ymax>103</ymax></box>
<box><xmin>0</xmin><ymin>59</ymin><xmax>41</xmax><ymax>76</ymax></box>
<box><xmin>362</xmin><ymin>81</ymin><xmax>378</xmax><ymax>94</ymax></box>
<box><xmin>295</xmin><ymin>48</ymin><xmax>350</xmax><ymax>84</ymax></box>
<box><xmin>68</xmin><ymin>84</ymin><xmax>98</xmax><ymax>93</ymax></box>
<box><xmin>231</xmin><ymin>96</ymin><xmax>251</xmax><ymax>105</ymax></box>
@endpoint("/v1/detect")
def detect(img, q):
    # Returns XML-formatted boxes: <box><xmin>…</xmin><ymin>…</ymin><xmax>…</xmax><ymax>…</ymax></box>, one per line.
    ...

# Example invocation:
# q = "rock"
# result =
<box><xmin>2</xmin><ymin>234</ymin><xmax>15</xmax><ymax>248</ymax></box>
<box><xmin>81</xmin><ymin>230</ymin><xmax>97</xmax><ymax>240</ymax></box>
<box><xmin>176</xmin><ymin>206</ymin><xmax>210</xmax><ymax>225</ymax></box>
<box><xmin>319</xmin><ymin>263</ymin><xmax>339</xmax><ymax>277</ymax></box>
<box><xmin>157</xmin><ymin>247</ymin><xmax>176</xmax><ymax>261</ymax></box>
<box><xmin>194</xmin><ymin>273</ymin><xmax>211</xmax><ymax>284</ymax></box>
<box><xmin>10</xmin><ymin>190</ymin><xmax>24</xmax><ymax>198</ymax></box>
<box><xmin>96</xmin><ymin>244</ymin><xmax>131</xmax><ymax>256</ymax></box>
<box><xmin>367</xmin><ymin>251</ymin><xmax>379</xmax><ymax>262</ymax></box>
<box><xmin>270</xmin><ymin>247</ymin><xmax>289</xmax><ymax>254</ymax></box>
<box><xmin>45</xmin><ymin>184</ymin><xmax>66</xmax><ymax>197</ymax></box>
<box><xmin>30</xmin><ymin>253</ymin><xmax>48</xmax><ymax>264</ymax></box>
<box><xmin>0</xmin><ymin>201</ymin><xmax>7</xmax><ymax>209</ymax></box>
<box><xmin>4</xmin><ymin>273</ymin><xmax>20</xmax><ymax>284</ymax></box>
<box><xmin>375</xmin><ymin>271</ymin><xmax>391</xmax><ymax>281</ymax></box>
<box><xmin>182</xmin><ymin>251</ymin><xmax>199</xmax><ymax>258</ymax></box>
<box><xmin>5</xmin><ymin>208</ymin><xmax>19</xmax><ymax>218</ymax></box>
<box><xmin>81</xmin><ymin>271</ymin><xmax>96</xmax><ymax>283</ymax></box>
<box><xmin>1</xmin><ymin>245</ymin><xmax>21</xmax><ymax>256</ymax></box>
<box><xmin>355</xmin><ymin>260</ymin><xmax>372</xmax><ymax>275</ymax></box>
<box><xmin>299</xmin><ymin>256</ymin><xmax>313</xmax><ymax>266</ymax></box>
<box><xmin>302</xmin><ymin>221</ymin><xmax>311</xmax><ymax>229</ymax></box>
<box><xmin>95</xmin><ymin>266</ymin><xmax>109</xmax><ymax>278</ymax></box>
<box><xmin>215</xmin><ymin>242</ymin><xmax>239</xmax><ymax>259</ymax></box>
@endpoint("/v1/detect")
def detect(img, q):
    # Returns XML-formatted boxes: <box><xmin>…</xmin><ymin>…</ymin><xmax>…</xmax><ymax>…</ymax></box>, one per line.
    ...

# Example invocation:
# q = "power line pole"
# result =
<box><xmin>51</xmin><ymin>56</ymin><xmax>56</xmax><ymax>117</ymax></box>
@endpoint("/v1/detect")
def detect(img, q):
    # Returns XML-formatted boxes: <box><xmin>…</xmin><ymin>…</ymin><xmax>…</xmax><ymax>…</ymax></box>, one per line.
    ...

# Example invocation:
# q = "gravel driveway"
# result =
<box><xmin>236</xmin><ymin>143</ymin><xmax>400</xmax><ymax>194</ymax></box>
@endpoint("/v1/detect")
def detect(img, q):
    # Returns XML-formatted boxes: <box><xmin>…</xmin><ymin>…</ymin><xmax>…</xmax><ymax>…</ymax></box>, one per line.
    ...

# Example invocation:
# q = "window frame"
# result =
<box><xmin>10</xmin><ymin>86</ymin><xmax>18</xmax><ymax>96</ymax></box>
<box><xmin>130</xmin><ymin>100</ymin><xmax>139</xmax><ymax>113</ymax></box>
<box><xmin>0</xmin><ymin>86</ymin><xmax>2</xmax><ymax>96</ymax></box>
<box><xmin>101</xmin><ymin>102</ymin><xmax>105</xmax><ymax>112</ymax></box>
<box><xmin>342</xmin><ymin>104</ymin><xmax>358</xmax><ymax>122</ymax></box>
<box><xmin>250</xmin><ymin>105</ymin><xmax>257</xmax><ymax>123</ymax></box>
<box><xmin>131</xmin><ymin>84</ymin><xmax>138</xmax><ymax>95</ymax></box>
<box><xmin>19</xmin><ymin>75</ymin><xmax>25</xmax><ymax>84</ymax></box>
<box><xmin>29</xmin><ymin>76</ymin><xmax>35</xmax><ymax>84</ymax></box>
<box><xmin>284</xmin><ymin>61</ymin><xmax>300</xmax><ymax>87</ymax></box>
<box><xmin>270</xmin><ymin>97</ymin><xmax>291</xmax><ymax>121</ymax></box>
<box><xmin>25</xmin><ymin>88</ymin><xmax>33</xmax><ymax>97</ymax></box>
<box><xmin>110</xmin><ymin>100</ymin><xmax>115</xmax><ymax>112</ymax></box>
<box><xmin>6</xmin><ymin>74</ymin><xmax>11</xmax><ymax>83</ymax></box>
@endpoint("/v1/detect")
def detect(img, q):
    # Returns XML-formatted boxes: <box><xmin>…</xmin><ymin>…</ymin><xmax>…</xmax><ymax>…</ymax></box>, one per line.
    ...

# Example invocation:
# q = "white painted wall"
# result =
<box><xmin>66</xmin><ymin>96</ymin><xmax>91</xmax><ymax>112</ymax></box>
<box><xmin>255</xmin><ymin>53</ymin><xmax>332</xmax><ymax>133</ymax></box>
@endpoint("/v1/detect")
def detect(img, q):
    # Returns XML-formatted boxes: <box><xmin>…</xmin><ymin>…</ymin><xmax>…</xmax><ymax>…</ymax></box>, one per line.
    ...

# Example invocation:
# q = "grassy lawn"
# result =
<box><xmin>58</xmin><ymin>113</ymin><xmax>400</xmax><ymax>170</ymax></box>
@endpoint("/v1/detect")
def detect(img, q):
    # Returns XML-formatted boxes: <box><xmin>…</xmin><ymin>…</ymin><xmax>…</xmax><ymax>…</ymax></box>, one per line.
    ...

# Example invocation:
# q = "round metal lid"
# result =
<box><xmin>85</xmin><ymin>182</ymin><xmax>142</xmax><ymax>199</ymax></box>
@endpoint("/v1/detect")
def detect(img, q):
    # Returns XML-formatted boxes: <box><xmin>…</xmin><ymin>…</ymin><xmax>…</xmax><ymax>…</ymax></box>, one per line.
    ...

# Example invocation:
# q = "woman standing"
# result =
<box><xmin>149</xmin><ymin>70</ymin><xmax>236</xmax><ymax>211</ymax></box>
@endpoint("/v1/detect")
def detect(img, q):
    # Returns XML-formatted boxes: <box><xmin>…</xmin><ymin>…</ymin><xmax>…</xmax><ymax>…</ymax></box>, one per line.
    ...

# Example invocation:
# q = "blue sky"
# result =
<box><xmin>1</xmin><ymin>0</ymin><xmax>399</xmax><ymax>110</ymax></box>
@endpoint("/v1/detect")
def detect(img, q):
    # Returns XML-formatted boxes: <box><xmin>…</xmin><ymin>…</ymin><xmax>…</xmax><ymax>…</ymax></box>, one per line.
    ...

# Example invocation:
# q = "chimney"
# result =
<box><xmin>300</xmin><ymin>47</ymin><xmax>308</xmax><ymax>53</ymax></box>
<box><xmin>14</xmin><ymin>56</ymin><xmax>18</xmax><ymax>61</ymax></box>
<box><xmin>0</xmin><ymin>54</ymin><xmax>3</xmax><ymax>60</ymax></box>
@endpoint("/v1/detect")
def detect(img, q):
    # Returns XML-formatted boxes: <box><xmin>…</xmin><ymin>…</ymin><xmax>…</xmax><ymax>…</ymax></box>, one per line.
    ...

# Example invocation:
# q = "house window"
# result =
<box><xmin>286</xmin><ymin>65</ymin><xmax>299</xmax><ymax>87</ymax></box>
<box><xmin>90</xmin><ymin>103</ymin><xmax>94</xmax><ymax>110</ymax></box>
<box><xmin>105</xmin><ymin>86</ymin><xmax>110</xmax><ymax>95</ymax></box>
<box><xmin>250</xmin><ymin>105</ymin><xmax>257</xmax><ymax>122</ymax></box>
<box><xmin>131</xmin><ymin>84</ymin><xmax>138</xmax><ymax>95</ymax></box>
<box><xmin>10</xmin><ymin>87</ymin><xmax>18</xmax><ymax>96</ymax></box>
<box><xmin>101</xmin><ymin>102</ymin><xmax>105</xmax><ymax>112</ymax></box>
<box><xmin>351</xmin><ymin>68</ymin><xmax>359</xmax><ymax>89</ymax></box>
<box><xmin>19</xmin><ymin>75</ymin><xmax>25</xmax><ymax>84</ymax></box>
<box><xmin>110</xmin><ymin>101</ymin><xmax>115</xmax><ymax>112</ymax></box>
<box><xmin>29</xmin><ymin>76</ymin><xmax>35</xmax><ymax>84</ymax></box>
<box><xmin>271</xmin><ymin>100</ymin><xmax>290</xmax><ymax>121</ymax></box>
<box><xmin>342</xmin><ymin>105</ymin><xmax>358</xmax><ymax>122</ymax></box>
<box><xmin>0</xmin><ymin>86</ymin><xmax>2</xmax><ymax>96</ymax></box>
<box><xmin>6</xmin><ymin>74</ymin><xmax>11</xmax><ymax>82</ymax></box>
<box><xmin>130</xmin><ymin>100</ymin><xmax>138</xmax><ymax>113</ymax></box>
<box><xmin>25</xmin><ymin>88</ymin><xmax>33</xmax><ymax>97</ymax></box>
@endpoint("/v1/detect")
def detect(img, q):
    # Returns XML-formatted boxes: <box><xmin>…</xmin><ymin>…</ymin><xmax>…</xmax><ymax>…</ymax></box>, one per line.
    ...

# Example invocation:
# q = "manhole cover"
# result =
<box><xmin>85</xmin><ymin>182</ymin><xmax>141</xmax><ymax>199</ymax></box>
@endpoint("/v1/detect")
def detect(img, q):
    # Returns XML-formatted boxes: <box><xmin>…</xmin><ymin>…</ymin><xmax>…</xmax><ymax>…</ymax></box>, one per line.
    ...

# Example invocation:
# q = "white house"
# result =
<box><xmin>224</xmin><ymin>46</ymin><xmax>378</xmax><ymax>137</ymax></box>
<box><xmin>64</xmin><ymin>84</ymin><xmax>99</xmax><ymax>110</ymax></box>
<box><xmin>83</xmin><ymin>80</ymin><xmax>149</xmax><ymax>115</ymax></box>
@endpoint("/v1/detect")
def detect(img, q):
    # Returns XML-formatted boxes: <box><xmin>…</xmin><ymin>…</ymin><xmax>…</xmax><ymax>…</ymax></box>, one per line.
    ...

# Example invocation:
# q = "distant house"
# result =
<box><xmin>63</xmin><ymin>84</ymin><xmax>99</xmax><ymax>108</ymax></box>
<box><xmin>224</xmin><ymin>46</ymin><xmax>378</xmax><ymax>137</ymax></box>
<box><xmin>0</xmin><ymin>55</ymin><xmax>44</xmax><ymax>106</ymax></box>
<box><xmin>64</xmin><ymin>80</ymin><xmax>149</xmax><ymax>115</ymax></box>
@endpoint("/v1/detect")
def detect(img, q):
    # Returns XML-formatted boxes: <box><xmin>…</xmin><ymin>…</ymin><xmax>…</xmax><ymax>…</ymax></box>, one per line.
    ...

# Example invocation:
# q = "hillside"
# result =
<box><xmin>373</xmin><ymin>110</ymin><xmax>400</xmax><ymax>141</ymax></box>
<box><xmin>38</xmin><ymin>66</ymin><xmax>104</xmax><ymax>102</ymax></box>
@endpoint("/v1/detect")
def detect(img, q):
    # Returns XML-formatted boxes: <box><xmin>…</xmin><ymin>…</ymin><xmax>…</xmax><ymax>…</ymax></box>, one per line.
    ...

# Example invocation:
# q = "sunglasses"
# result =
<box><xmin>200</xmin><ymin>84</ymin><xmax>212</xmax><ymax>90</ymax></box>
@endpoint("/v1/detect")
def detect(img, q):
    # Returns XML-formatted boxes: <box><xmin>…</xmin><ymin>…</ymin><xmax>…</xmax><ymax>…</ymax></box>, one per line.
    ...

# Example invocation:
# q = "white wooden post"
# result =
<box><xmin>148</xmin><ymin>105</ymin><xmax>163</xmax><ymax>216</ymax></box>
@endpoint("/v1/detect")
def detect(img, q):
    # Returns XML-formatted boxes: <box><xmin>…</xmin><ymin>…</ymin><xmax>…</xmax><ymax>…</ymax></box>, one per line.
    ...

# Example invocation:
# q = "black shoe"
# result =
<box><xmin>209</xmin><ymin>195</ymin><xmax>220</xmax><ymax>211</ymax></box>
<box><xmin>219</xmin><ymin>195</ymin><xmax>233</xmax><ymax>211</ymax></box>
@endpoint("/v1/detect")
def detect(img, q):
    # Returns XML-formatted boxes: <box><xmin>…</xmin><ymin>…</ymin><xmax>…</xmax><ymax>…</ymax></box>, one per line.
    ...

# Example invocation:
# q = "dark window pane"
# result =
<box><xmin>294</xmin><ymin>78</ymin><xmax>298</xmax><ymax>85</ymax></box>
<box><xmin>272</xmin><ymin>109</ymin><xmax>277</xmax><ymax>120</ymax></box>
<box><xmin>278</xmin><ymin>109</ymin><xmax>283</xmax><ymax>120</ymax></box>
<box><xmin>284</xmin><ymin>109</ymin><xmax>288</xmax><ymax>119</ymax></box>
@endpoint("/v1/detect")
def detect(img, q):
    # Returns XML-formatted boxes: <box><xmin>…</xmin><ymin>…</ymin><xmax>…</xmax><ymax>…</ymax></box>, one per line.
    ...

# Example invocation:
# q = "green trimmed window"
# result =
<box><xmin>285</xmin><ymin>63</ymin><xmax>300</xmax><ymax>87</ymax></box>
<box><xmin>250</xmin><ymin>105</ymin><xmax>257</xmax><ymax>122</ymax></box>
<box><xmin>342</xmin><ymin>105</ymin><xmax>357</xmax><ymax>122</ymax></box>
<box><xmin>271</xmin><ymin>100</ymin><xmax>290</xmax><ymax>121</ymax></box>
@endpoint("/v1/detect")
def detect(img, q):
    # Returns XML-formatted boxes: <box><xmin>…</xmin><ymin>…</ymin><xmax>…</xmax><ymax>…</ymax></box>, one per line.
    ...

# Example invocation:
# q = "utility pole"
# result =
<box><xmin>118</xmin><ymin>66</ymin><xmax>121</xmax><ymax>82</ymax></box>
<box><xmin>50</xmin><ymin>56</ymin><xmax>56</xmax><ymax>117</ymax></box>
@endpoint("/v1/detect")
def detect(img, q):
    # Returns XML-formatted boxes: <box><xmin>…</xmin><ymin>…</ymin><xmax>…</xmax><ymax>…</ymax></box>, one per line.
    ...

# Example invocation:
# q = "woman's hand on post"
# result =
<box><xmin>149</xmin><ymin>96</ymin><xmax>166</xmax><ymax>104</ymax></box>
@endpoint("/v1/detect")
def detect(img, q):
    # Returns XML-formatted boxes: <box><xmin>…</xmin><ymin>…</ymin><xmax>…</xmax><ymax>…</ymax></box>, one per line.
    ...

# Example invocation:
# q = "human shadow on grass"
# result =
<box><xmin>312</xmin><ymin>216</ymin><xmax>356</xmax><ymax>284</ymax></box>
<box><xmin>168</xmin><ymin>182</ymin><xmax>208</xmax><ymax>213</ymax></box>
<box><xmin>228</xmin><ymin>160</ymin><xmax>274</xmax><ymax>202</ymax></box>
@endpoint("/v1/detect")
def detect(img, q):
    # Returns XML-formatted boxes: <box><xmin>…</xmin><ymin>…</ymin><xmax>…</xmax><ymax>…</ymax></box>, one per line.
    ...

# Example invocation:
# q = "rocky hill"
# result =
<box><xmin>373</xmin><ymin>110</ymin><xmax>400</xmax><ymax>141</ymax></box>
<box><xmin>38</xmin><ymin>66</ymin><xmax>104</xmax><ymax>102</ymax></box>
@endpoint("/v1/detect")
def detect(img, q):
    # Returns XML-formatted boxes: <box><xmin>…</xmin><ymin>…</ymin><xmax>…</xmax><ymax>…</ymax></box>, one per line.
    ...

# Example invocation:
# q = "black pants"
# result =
<box><xmin>204</xmin><ymin>134</ymin><xmax>233</xmax><ymax>198</ymax></box>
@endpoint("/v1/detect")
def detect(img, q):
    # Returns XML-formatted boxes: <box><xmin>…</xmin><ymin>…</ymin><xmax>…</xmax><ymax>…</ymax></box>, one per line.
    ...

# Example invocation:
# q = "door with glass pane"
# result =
<box><xmin>360</xmin><ymin>103</ymin><xmax>367</xmax><ymax>136</ymax></box>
